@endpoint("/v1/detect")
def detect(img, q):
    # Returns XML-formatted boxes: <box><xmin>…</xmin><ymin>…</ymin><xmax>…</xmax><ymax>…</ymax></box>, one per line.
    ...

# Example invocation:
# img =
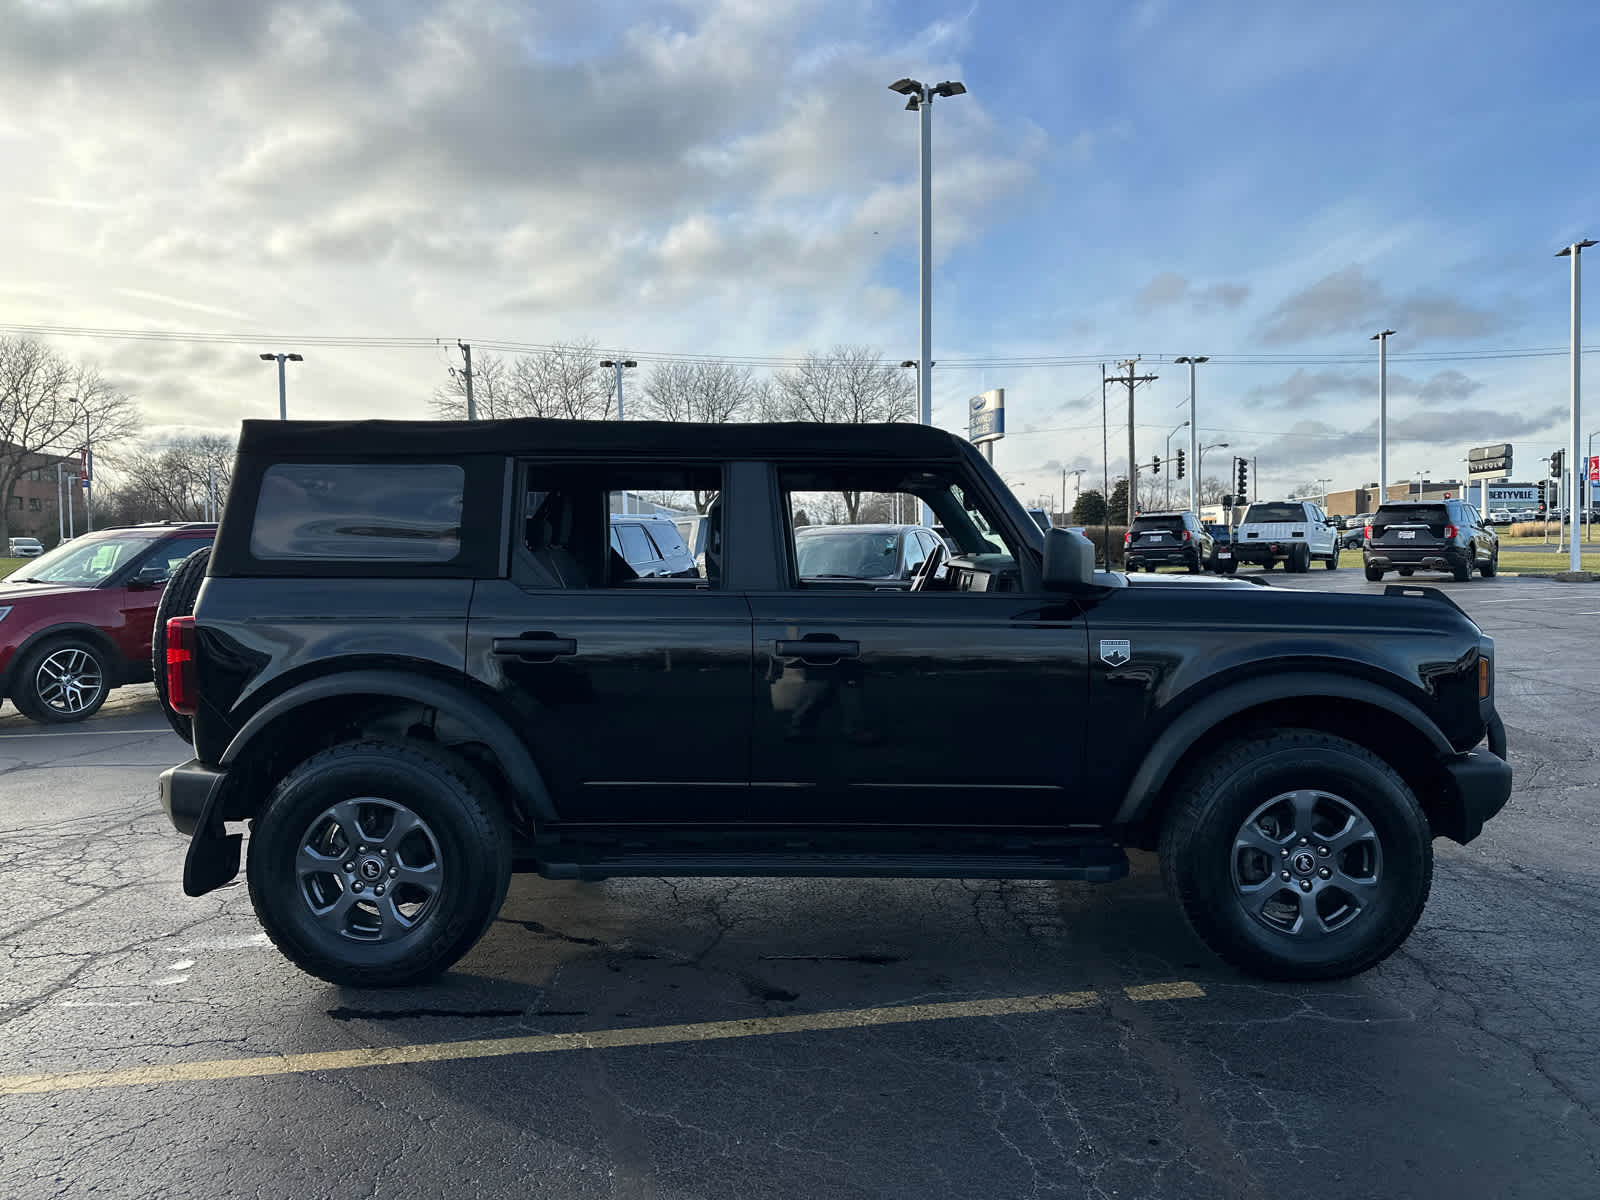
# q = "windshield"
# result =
<box><xmin>795</xmin><ymin>529</ymin><xmax>901</xmax><ymax>578</ymax></box>
<box><xmin>7</xmin><ymin>534</ymin><xmax>159</xmax><ymax>585</ymax></box>
<box><xmin>1242</xmin><ymin>503</ymin><xmax>1305</xmax><ymax>523</ymax></box>
<box><xmin>1132</xmin><ymin>516</ymin><xmax>1187</xmax><ymax>534</ymax></box>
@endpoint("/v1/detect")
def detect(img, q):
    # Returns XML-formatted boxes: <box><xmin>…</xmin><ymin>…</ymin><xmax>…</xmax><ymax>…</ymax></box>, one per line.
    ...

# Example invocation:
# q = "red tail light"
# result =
<box><xmin>1364</xmin><ymin>524</ymin><xmax>1372</xmax><ymax>539</ymax></box>
<box><xmin>1123</xmin><ymin>531</ymin><xmax>1132</xmax><ymax>546</ymax></box>
<box><xmin>1182</xmin><ymin>529</ymin><xmax>1192</xmax><ymax>541</ymax></box>
<box><xmin>165</xmin><ymin>616</ymin><xmax>198</xmax><ymax>717</ymax></box>
<box><xmin>1444</xmin><ymin>524</ymin><xmax>1458</xmax><ymax>539</ymax></box>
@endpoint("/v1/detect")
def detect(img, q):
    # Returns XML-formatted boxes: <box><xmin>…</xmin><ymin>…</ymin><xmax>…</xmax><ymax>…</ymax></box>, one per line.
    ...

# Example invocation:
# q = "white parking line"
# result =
<box><xmin>0</xmin><ymin>729</ymin><xmax>172</xmax><ymax>738</ymax></box>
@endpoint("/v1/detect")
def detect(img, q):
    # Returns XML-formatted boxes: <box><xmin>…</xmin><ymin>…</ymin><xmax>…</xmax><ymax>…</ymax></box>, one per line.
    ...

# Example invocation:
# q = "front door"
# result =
<box><xmin>747</xmin><ymin>465</ymin><xmax>1091</xmax><ymax>828</ymax></box>
<box><xmin>466</xmin><ymin>463</ymin><xmax>753</xmax><ymax>824</ymax></box>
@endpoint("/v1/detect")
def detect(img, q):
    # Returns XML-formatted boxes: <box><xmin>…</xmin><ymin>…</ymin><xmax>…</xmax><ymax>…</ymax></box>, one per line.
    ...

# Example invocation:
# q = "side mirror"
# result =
<box><xmin>130</xmin><ymin>565</ymin><xmax>169</xmax><ymax>589</ymax></box>
<box><xmin>1042</xmin><ymin>527</ymin><xmax>1095</xmax><ymax>590</ymax></box>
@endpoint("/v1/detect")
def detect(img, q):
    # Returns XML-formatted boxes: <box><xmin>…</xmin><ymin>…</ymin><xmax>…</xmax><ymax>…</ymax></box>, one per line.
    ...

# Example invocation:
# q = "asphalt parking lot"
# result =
<box><xmin>1</xmin><ymin>570</ymin><xmax>1597</xmax><ymax>1199</ymax></box>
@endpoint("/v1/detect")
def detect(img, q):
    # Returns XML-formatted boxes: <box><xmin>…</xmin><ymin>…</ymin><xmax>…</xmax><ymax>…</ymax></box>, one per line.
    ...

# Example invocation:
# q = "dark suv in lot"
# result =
<box><xmin>157</xmin><ymin>419</ymin><xmax>1511</xmax><ymax>988</ymax></box>
<box><xmin>1123</xmin><ymin>511</ymin><xmax>1213</xmax><ymax>573</ymax></box>
<box><xmin>0</xmin><ymin>523</ymin><xmax>215</xmax><ymax>721</ymax></box>
<box><xmin>1363</xmin><ymin>500</ymin><xmax>1499</xmax><ymax>583</ymax></box>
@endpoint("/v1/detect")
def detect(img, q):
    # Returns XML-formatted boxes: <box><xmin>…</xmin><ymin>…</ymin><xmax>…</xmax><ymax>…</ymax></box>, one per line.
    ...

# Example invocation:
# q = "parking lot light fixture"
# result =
<box><xmin>259</xmin><ymin>352</ymin><xmax>304</xmax><ymax>420</ymax></box>
<box><xmin>1557</xmin><ymin>240</ymin><xmax>1595</xmax><ymax>572</ymax></box>
<box><xmin>1371</xmin><ymin>330</ymin><xmax>1396</xmax><ymax>498</ymax></box>
<box><xmin>1175</xmin><ymin>356</ymin><xmax>1208</xmax><ymax>513</ymax></box>
<box><xmin>1198</xmin><ymin>441</ymin><xmax>1230</xmax><ymax>489</ymax></box>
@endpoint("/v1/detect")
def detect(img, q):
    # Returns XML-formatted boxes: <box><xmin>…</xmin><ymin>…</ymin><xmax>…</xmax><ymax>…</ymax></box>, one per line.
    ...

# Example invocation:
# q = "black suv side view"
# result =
<box><xmin>1363</xmin><ymin>500</ymin><xmax>1499</xmax><ymax>583</ymax></box>
<box><xmin>156</xmin><ymin>418</ymin><xmax>1511</xmax><ymax>989</ymax></box>
<box><xmin>1123</xmin><ymin>511</ymin><xmax>1214</xmax><ymax>573</ymax></box>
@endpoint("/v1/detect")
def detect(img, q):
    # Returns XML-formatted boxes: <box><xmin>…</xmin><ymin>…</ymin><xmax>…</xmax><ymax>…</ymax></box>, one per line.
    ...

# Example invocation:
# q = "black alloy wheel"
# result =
<box><xmin>1159</xmin><ymin>729</ymin><xmax>1432</xmax><ymax>980</ymax></box>
<box><xmin>247</xmin><ymin>741</ymin><xmax>512</xmax><ymax>987</ymax></box>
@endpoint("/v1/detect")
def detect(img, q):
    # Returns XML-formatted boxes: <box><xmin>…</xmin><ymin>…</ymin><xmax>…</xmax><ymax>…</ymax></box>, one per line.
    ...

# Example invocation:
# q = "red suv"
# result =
<box><xmin>0</xmin><ymin>523</ymin><xmax>215</xmax><ymax>723</ymax></box>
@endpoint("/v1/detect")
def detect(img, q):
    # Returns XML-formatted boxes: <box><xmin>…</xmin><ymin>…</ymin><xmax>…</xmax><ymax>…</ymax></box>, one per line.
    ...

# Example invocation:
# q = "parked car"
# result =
<box><xmin>0</xmin><ymin>523</ymin><xmax>215</xmax><ymax>721</ymax></box>
<box><xmin>1363</xmin><ymin>500</ymin><xmax>1498</xmax><ymax>582</ymax></box>
<box><xmin>609</xmin><ymin>514</ymin><xmax>699</xmax><ymax>579</ymax></box>
<box><xmin>1487</xmin><ymin>509</ymin><xmax>1515</xmax><ymax>526</ymax></box>
<box><xmin>793</xmin><ymin>523</ymin><xmax>942</xmax><ymax>586</ymax></box>
<box><xmin>156</xmin><ymin>417</ymin><xmax>1510</xmax><ymax>987</ymax></box>
<box><xmin>1123</xmin><ymin>511</ymin><xmax>1214</xmax><ymax>573</ymax></box>
<box><xmin>1339</xmin><ymin>517</ymin><xmax>1371</xmax><ymax>550</ymax></box>
<box><xmin>8</xmin><ymin>537</ymin><xmax>44</xmax><ymax>558</ymax></box>
<box><xmin>1201</xmin><ymin>522</ymin><xmax>1236</xmax><ymax>573</ymax></box>
<box><xmin>1234</xmin><ymin>500</ymin><xmax>1341</xmax><ymax>571</ymax></box>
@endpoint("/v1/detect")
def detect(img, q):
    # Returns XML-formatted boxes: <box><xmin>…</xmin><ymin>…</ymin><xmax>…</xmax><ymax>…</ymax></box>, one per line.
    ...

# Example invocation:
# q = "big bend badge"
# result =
<box><xmin>1098</xmin><ymin>639</ymin><xmax>1131</xmax><ymax>667</ymax></box>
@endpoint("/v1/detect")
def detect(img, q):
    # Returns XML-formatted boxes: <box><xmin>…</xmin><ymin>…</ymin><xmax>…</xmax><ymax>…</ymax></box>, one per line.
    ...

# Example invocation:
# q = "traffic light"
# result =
<box><xmin>1551</xmin><ymin>449</ymin><xmax>1564</xmax><ymax>478</ymax></box>
<box><xmin>1236</xmin><ymin>459</ymin><xmax>1249</xmax><ymax>498</ymax></box>
<box><xmin>1151</xmin><ymin>456</ymin><xmax>1161</xmax><ymax>475</ymax></box>
<box><xmin>1175</xmin><ymin>449</ymin><xmax>1186</xmax><ymax>480</ymax></box>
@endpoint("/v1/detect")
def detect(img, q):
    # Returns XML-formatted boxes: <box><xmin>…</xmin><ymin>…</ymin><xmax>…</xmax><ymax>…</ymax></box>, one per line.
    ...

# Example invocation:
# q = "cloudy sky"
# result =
<box><xmin>3</xmin><ymin>0</ymin><xmax>1598</xmax><ymax>505</ymax></box>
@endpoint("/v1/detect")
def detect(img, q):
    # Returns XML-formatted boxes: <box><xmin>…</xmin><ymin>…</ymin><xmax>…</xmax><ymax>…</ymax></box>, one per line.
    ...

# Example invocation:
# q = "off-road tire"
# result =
<box><xmin>151</xmin><ymin>546</ymin><xmax>211</xmax><ymax>742</ymax></box>
<box><xmin>11</xmin><ymin>637</ymin><xmax>111</xmax><ymax>723</ymax></box>
<box><xmin>247</xmin><ymin>741</ymin><xmax>512</xmax><ymax>988</ymax></box>
<box><xmin>1158</xmin><ymin>729</ymin><xmax>1433</xmax><ymax>981</ymax></box>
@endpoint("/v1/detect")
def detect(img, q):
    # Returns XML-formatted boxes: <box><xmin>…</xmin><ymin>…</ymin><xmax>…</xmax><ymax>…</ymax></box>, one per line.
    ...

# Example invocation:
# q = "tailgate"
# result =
<box><xmin>1239</xmin><ymin>523</ymin><xmax>1304</xmax><ymax>542</ymax></box>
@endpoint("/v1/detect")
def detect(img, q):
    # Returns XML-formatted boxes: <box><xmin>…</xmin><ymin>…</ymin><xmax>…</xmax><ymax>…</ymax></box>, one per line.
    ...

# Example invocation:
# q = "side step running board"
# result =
<box><xmin>537</xmin><ymin>846</ymin><xmax>1129</xmax><ymax>884</ymax></box>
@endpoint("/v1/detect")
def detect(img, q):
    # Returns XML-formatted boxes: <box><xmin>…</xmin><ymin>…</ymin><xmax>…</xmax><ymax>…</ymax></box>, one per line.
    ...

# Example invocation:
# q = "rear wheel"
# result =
<box><xmin>152</xmin><ymin>546</ymin><xmax>212</xmax><ymax>742</ymax></box>
<box><xmin>247</xmin><ymin>741</ymin><xmax>512</xmax><ymax>987</ymax></box>
<box><xmin>12</xmin><ymin>638</ymin><xmax>111</xmax><ymax>723</ymax></box>
<box><xmin>1290</xmin><ymin>543</ymin><xmax>1312</xmax><ymax>573</ymax></box>
<box><xmin>1159</xmin><ymin>730</ymin><xmax>1433</xmax><ymax>980</ymax></box>
<box><xmin>1480</xmin><ymin>548</ymin><xmax>1498</xmax><ymax>578</ymax></box>
<box><xmin>1397</xmin><ymin>567</ymin><xmax>1414</xmax><ymax>577</ymax></box>
<box><xmin>1188</xmin><ymin>552</ymin><xmax>1202</xmax><ymax>574</ymax></box>
<box><xmin>1451</xmin><ymin>552</ymin><xmax>1472</xmax><ymax>583</ymax></box>
<box><xmin>1364</xmin><ymin>564</ymin><xmax>1385</xmax><ymax>582</ymax></box>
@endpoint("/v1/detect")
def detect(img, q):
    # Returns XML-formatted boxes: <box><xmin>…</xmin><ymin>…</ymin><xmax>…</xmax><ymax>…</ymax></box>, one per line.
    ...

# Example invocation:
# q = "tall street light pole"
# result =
<box><xmin>1370</xmin><ymin>330</ymin><xmax>1395</xmax><ymax>500</ymax></box>
<box><xmin>1164</xmin><ymin>420</ymin><xmax>1189</xmax><ymax>508</ymax></box>
<box><xmin>259</xmin><ymin>352</ymin><xmax>304</xmax><ymax>421</ymax></box>
<box><xmin>1557</xmin><ymin>239</ymin><xmax>1594</xmax><ymax>574</ymax></box>
<box><xmin>890</xmin><ymin>75</ymin><xmax>966</xmax><ymax>525</ymax></box>
<box><xmin>1175</xmin><ymin>356</ymin><xmax>1208</xmax><ymax>514</ymax></box>
<box><xmin>1199</xmin><ymin>442</ymin><xmax>1230</xmax><ymax>498</ymax></box>
<box><xmin>67</xmin><ymin>394</ymin><xmax>92</xmax><ymax>533</ymax></box>
<box><xmin>600</xmin><ymin>358</ymin><xmax>638</xmax><ymax>513</ymax></box>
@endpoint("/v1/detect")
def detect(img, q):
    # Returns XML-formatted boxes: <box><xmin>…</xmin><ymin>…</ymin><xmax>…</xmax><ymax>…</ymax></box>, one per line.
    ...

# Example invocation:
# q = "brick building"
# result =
<box><xmin>4</xmin><ymin>448</ymin><xmax>86</xmax><ymax>547</ymax></box>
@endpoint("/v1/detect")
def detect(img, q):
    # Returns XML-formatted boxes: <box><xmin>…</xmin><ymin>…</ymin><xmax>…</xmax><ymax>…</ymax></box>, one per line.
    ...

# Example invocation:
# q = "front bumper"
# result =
<box><xmin>1432</xmin><ymin>715</ymin><xmax>1512</xmax><ymax>845</ymax></box>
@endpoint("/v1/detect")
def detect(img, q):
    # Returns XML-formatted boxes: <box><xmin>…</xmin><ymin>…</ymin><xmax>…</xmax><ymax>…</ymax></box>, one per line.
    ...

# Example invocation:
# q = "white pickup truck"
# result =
<box><xmin>1233</xmin><ymin>500</ymin><xmax>1341</xmax><ymax>571</ymax></box>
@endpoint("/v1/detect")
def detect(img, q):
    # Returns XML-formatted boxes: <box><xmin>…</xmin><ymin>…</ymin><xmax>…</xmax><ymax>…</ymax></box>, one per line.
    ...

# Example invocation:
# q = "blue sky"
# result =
<box><xmin>1</xmin><ymin>0</ymin><xmax>1597</xmax><ymax>503</ymax></box>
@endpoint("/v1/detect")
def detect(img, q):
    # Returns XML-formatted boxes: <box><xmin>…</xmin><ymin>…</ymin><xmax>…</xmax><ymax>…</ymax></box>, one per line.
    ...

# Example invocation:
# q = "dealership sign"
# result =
<box><xmin>1482</xmin><ymin>483</ymin><xmax>1540</xmax><ymax>506</ymax></box>
<box><xmin>968</xmin><ymin>389</ymin><xmax>1005</xmax><ymax>445</ymax></box>
<box><xmin>1467</xmin><ymin>443</ymin><xmax>1512</xmax><ymax>479</ymax></box>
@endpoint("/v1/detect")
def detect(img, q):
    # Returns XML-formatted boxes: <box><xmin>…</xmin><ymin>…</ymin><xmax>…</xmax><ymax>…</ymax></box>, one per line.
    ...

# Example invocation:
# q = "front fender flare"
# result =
<box><xmin>1114</xmin><ymin>671</ymin><xmax>1453</xmax><ymax>825</ymax></box>
<box><xmin>220</xmin><ymin>668</ymin><xmax>553</xmax><ymax>825</ymax></box>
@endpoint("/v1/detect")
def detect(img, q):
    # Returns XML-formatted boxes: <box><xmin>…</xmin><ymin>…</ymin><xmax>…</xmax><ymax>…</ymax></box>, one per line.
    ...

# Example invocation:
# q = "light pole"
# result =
<box><xmin>1414</xmin><ymin>469</ymin><xmax>1429</xmax><ymax>501</ymax></box>
<box><xmin>67</xmin><ymin>395</ymin><xmax>92</xmax><ymax>533</ymax></box>
<box><xmin>1557</xmin><ymin>239</ymin><xmax>1594</xmax><ymax>573</ymax></box>
<box><xmin>600</xmin><ymin>358</ymin><xmax>638</xmax><ymax>513</ymax></box>
<box><xmin>1370</xmin><ymin>330</ymin><xmax>1395</xmax><ymax>500</ymax></box>
<box><xmin>1174</xmin><ymin>356</ymin><xmax>1208</xmax><ymax>514</ymax></box>
<box><xmin>1164</xmin><ymin>420</ymin><xmax>1189</xmax><ymax>508</ymax></box>
<box><xmin>1198</xmin><ymin>442</ymin><xmax>1230</xmax><ymax>500</ymax></box>
<box><xmin>1316</xmin><ymin>477</ymin><xmax>1332</xmax><ymax>509</ymax></box>
<box><xmin>1063</xmin><ymin>468</ymin><xmax>1084</xmax><ymax>519</ymax></box>
<box><xmin>259</xmin><ymin>352</ymin><xmax>304</xmax><ymax>420</ymax></box>
<box><xmin>888</xmin><ymin>76</ymin><xmax>966</xmax><ymax>456</ymax></box>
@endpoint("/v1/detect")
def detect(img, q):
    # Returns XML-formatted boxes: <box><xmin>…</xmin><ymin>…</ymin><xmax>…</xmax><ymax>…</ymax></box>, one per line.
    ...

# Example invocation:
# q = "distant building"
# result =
<box><xmin>3</xmin><ymin>448</ymin><xmax>85</xmax><ymax>546</ymax></box>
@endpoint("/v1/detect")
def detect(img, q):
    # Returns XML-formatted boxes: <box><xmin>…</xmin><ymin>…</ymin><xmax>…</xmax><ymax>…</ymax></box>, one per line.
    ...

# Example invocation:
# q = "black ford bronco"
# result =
<box><xmin>157</xmin><ymin>418</ymin><xmax>1511</xmax><ymax>987</ymax></box>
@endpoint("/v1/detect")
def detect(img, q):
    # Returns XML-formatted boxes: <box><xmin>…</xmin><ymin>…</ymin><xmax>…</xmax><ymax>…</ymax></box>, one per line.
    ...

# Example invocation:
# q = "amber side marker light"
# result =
<box><xmin>1480</xmin><ymin>657</ymin><xmax>1490</xmax><ymax>699</ymax></box>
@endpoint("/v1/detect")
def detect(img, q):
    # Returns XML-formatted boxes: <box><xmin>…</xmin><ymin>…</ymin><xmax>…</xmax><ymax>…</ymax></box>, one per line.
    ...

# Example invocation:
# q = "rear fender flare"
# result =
<box><xmin>1115</xmin><ymin>672</ymin><xmax>1453</xmax><ymax>825</ymax></box>
<box><xmin>220</xmin><ymin>669</ymin><xmax>553</xmax><ymax>827</ymax></box>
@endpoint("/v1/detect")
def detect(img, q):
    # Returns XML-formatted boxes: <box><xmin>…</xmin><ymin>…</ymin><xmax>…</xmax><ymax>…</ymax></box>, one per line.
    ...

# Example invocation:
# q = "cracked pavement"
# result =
<box><xmin>0</xmin><ymin>572</ymin><xmax>1596</xmax><ymax>1198</ymax></box>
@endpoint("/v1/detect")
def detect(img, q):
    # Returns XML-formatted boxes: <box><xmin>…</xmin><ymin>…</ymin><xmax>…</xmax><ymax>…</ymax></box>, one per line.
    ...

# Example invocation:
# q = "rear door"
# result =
<box><xmin>467</xmin><ymin>462</ymin><xmax>754</xmax><ymax>823</ymax></box>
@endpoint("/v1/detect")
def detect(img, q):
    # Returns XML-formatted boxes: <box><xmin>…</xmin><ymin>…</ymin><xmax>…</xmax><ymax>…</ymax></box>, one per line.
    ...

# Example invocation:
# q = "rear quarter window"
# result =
<box><xmin>250</xmin><ymin>464</ymin><xmax>464</xmax><ymax>561</ymax></box>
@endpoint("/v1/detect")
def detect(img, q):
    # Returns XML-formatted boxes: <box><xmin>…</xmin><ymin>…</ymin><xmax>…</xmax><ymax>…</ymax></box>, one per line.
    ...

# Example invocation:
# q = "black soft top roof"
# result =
<box><xmin>237</xmin><ymin>418</ymin><xmax>969</xmax><ymax>461</ymax></box>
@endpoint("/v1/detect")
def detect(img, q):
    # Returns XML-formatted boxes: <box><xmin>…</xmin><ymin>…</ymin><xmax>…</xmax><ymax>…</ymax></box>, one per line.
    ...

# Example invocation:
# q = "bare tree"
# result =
<box><xmin>1199</xmin><ymin>475</ymin><xmax>1230</xmax><ymax>505</ymax></box>
<box><xmin>1136</xmin><ymin>474</ymin><xmax>1167</xmax><ymax>513</ymax></box>
<box><xmin>110</xmin><ymin>434</ymin><xmax>236</xmax><ymax>522</ymax></box>
<box><xmin>431</xmin><ymin>351</ymin><xmax>514</xmax><ymax>420</ymax></box>
<box><xmin>0</xmin><ymin>338</ymin><xmax>139</xmax><ymax>542</ymax></box>
<box><xmin>769</xmin><ymin>346</ymin><xmax>915</xmax><ymax>520</ymax></box>
<box><xmin>639</xmin><ymin>359</ymin><xmax>758</xmax><ymax>425</ymax></box>
<box><xmin>431</xmin><ymin>340</ymin><xmax>612</xmax><ymax>421</ymax></box>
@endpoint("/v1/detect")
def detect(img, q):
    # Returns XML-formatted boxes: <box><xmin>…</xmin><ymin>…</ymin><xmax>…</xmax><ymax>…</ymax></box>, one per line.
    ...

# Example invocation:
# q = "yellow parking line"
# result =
<box><xmin>0</xmin><ymin>982</ymin><xmax>1204</xmax><ymax>1097</ymax></box>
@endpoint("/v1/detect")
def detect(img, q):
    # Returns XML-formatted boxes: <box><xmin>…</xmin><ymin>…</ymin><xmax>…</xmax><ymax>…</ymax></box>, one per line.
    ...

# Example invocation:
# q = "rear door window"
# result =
<box><xmin>615</xmin><ymin>523</ymin><xmax>657</xmax><ymax>566</ymax></box>
<box><xmin>1131</xmin><ymin>516</ymin><xmax>1187</xmax><ymax>534</ymax></box>
<box><xmin>1242</xmin><ymin>503</ymin><xmax>1306</xmax><ymax>523</ymax></box>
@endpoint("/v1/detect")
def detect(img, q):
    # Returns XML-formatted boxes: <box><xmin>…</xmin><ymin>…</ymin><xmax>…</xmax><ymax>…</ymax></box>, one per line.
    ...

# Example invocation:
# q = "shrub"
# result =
<box><xmin>1509</xmin><ymin>521</ymin><xmax>1562</xmax><ymax>538</ymax></box>
<box><xmin>1069</xmin><ymin>524</ymin><xmax>1129</xmax><ymax>567</ymax></box>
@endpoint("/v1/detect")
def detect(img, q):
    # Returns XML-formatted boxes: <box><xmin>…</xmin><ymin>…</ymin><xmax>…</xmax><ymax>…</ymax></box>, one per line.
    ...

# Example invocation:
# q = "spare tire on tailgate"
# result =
<box><xmin>152</xmin><ymin>546</ymin><xmax>211</xmax><ymax>742</ymax></box>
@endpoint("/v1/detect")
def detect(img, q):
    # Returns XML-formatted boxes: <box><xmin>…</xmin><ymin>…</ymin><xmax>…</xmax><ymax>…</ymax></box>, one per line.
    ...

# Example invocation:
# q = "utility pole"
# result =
<box><xmin>458</xmin><ymin>341</ymin><xmax>475</xmax><ymax>420</ymax></box>
<box><xmin>1175</xmin><ymin>356</ymin><xmax>1208</xmax><ymax>513</ymax></box>
<box><xmin>1557</xmin><ymin>239</ymin><xmax>1594</xmax><ymax>574</ymax></box>
<box><xmin>1371</xmin><ymin>330</ymin><xmax>1396</xmax><ymax>499</ymax></box>
<box><xmin>1100</xmin><ymin>364</ymin><xmax>1111</xmax><ymax>563</ymax></box>
<box><xmin>1107</xmin><ymin>358</ymin><xmax>1158</xmax><ymax>526</ymax></box>
<box><xmin>56</xmin><ymin>463</ymin><xmax>64</xmax><ymax>544</ymax></box>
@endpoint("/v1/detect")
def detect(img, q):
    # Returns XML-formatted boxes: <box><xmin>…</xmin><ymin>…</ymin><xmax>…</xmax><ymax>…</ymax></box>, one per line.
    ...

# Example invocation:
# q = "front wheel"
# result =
<box><xmin>247</xmin><ymin>741</ymin><xmax>512</xmax><ymax>987</ymax></box>
<box><xmin>1159</xmin><ymin>730</ymin><xmax>1433</xmax><ymax>980</ymax></box>
<box><xmin>1324</xmin><ymin>546</ymin><xmax>1340</xmax><ymax>570</ymax></box>
<box><xmin>12</xmin><ymin>638</ymin><xmax>110</xmax><ymax>723</ymax></box>
<box><xmin>1480</xmin><ymin>548</ymin><xmax>1498</xmax><ymax>578</ymax></box>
